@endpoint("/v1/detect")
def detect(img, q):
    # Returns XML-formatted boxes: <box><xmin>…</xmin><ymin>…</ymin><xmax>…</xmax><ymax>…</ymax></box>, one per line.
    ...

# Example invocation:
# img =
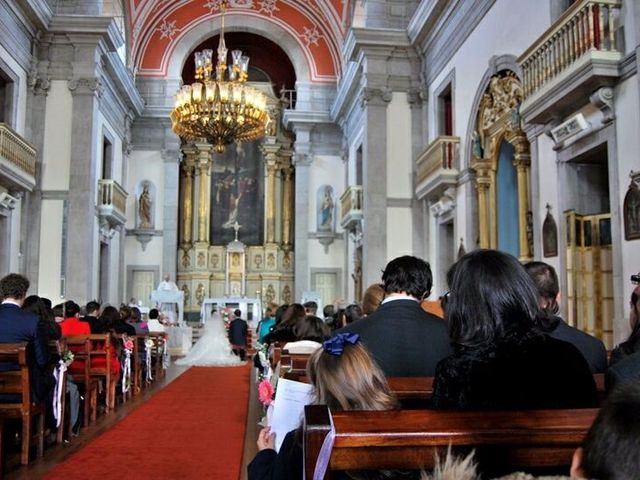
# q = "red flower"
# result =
<box><xmin>258</xmin><ymin>379</ymin><xmax>274</xmax><ymax>406</ymax></box>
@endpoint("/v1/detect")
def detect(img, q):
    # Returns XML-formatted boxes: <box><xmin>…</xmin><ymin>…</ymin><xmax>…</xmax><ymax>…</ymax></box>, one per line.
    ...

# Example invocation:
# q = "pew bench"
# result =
<box><xmin>0</xmin><ymin>343</ymin><xmax>45</xmax><ymax>466</ymax></box>
<box><xmin>304</xmin><ymin>405</ymin><xmax>598</xmax><ymax>479</ymax></box>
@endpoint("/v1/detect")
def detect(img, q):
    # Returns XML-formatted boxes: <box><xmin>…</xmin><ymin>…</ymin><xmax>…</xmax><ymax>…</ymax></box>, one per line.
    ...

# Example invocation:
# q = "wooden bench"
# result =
<box><xmin>304</xmin><ymin>405</ymin><xmax>598</xmax><ymax>479</ymax></box>
<box><xmin>0</xmin><ymin>343</ymin><xmax>45</xmax><ymax>466</ymax></box>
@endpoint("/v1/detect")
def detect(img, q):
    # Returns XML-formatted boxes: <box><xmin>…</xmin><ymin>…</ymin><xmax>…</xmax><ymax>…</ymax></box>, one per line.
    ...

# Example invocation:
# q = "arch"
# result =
<box><xmin>135</xmin><ymin>11</ymin><xmax>338</xmax><ymax>83</ymax></box>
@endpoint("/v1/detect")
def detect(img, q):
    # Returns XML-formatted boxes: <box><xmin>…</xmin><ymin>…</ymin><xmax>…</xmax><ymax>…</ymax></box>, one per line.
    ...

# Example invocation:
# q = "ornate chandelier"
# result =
<box><xmin>170</xmin><ymin>4</ymin><xmax>270</xmax><ymax>153</ymax></box>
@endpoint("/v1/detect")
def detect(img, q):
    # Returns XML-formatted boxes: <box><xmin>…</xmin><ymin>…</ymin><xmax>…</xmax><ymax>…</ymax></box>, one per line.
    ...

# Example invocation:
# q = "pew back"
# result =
<box><xmin>304</xmin><ymin>405</ymin><xmax>598</xmax><ymax>479</ymax></box>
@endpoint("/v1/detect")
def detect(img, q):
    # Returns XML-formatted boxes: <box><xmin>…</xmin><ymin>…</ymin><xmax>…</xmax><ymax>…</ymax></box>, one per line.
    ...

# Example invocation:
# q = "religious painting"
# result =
<box><xmin>210</xmin><ymin>140</ymin><xmax>264</xmax><ymax>245</ymax></box>
<box><xmin>623</xmin><ymin>178</ymin><xmax>640</xmax><ymax>240</ymax></box>
<box><xmin>542</xmin><ymin>205</ymin><xmax>558</xmax><ymax>258</ymax></box>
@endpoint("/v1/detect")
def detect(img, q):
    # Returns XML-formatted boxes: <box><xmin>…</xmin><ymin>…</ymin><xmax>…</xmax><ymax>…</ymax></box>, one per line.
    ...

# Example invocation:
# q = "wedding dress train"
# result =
<box><xmin>175</xmin><ymin>314</ymin><xmax>244</xmax><ymax>367</ymax></box>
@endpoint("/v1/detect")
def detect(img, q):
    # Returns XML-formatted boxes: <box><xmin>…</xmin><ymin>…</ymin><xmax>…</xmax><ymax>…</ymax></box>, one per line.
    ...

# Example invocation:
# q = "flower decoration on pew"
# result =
<box><xmin>124</xmin><ymin>339</ymin><xmax>135</xmax><ymax>353</ymax></box>
<box><xmin>144</xmin><ymin>338</ymin><xmax>154</xmax><ymax>349</ymax></box>
<box><xmin>258</xmin><ymin>378</ymin><xmax>275</xmax><ymax>406</ymax></box>
<box><xmin>61</xmin><ymin>349</ymin><xmax>75</xmax><ymax>367</ymax></box>
<box><xmin>322</xmin><ymin>332</ymin><xmax>360</xmax><ymax>356</ymax></box>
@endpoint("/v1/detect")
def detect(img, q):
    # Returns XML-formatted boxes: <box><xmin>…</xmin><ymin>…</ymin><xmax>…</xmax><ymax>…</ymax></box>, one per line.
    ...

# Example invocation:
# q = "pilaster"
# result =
<box><xmin>162</xmin><ymin>147</ymin><xmax>181</xmax><ymax>282</ymax></box>
<box><xmin>293</xmin><ymin>147</ymin><xmax>312</xmax><ymax>301</ymax></box>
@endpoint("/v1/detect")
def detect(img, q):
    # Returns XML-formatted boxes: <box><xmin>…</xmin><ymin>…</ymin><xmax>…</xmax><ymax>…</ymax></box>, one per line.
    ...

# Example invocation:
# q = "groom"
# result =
<box><xmin>228</xmin><ymin>309</ymin><xmax>248</xmax><ymax>361</ymax></box>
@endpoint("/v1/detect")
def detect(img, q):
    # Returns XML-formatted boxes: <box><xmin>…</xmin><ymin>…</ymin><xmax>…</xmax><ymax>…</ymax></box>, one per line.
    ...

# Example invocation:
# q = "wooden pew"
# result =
<box><xmin>48</xmin><ymin>339</ymin><xmax>67</xmax><ymax>443</ymax></box>
<box><xmin>64</xmin><ymin>336</ymin><xmax>99</xmax><ymax>426</ymax></box>
<box><xmin>304</xmin><ymin>405</ymin><xmax>598</xmax><ymax>479</ymax></box>
<box><xmin>0</xmin><ymin>343</ymin><xmax>45</xmax><ymax>465</ymax></box>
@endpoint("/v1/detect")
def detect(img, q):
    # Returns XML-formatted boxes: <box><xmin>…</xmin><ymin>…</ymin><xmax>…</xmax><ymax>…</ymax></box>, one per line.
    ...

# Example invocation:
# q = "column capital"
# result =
<box><xmin>68</xmin><ymin>77</ymin><xmax>103</xmax><ymax>97</ymax></box>
<box><xmin>360</xmin><ymin>87</ymin><xmax>392</xmax><ymax>107</ymax></box>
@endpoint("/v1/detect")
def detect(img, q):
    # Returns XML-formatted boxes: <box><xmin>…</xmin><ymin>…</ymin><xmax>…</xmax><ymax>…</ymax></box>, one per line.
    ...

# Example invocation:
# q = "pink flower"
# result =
<box><xmin>124</xmin><ymin>340</ymin><xmax>134</xmax><ymax>351</ymax></box>
<box><xmin>258</xmin><ymin>379</ymin><xmax>274</xmax><ymax>406</ymax></box>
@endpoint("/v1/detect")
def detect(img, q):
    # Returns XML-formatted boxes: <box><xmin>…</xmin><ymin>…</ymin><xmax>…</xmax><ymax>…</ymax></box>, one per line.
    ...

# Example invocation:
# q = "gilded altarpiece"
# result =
<box><xmin>471</xmin><ymin>71</ymin><xmax>532</xmax><ymax>260</ymax></box>
<box><xmin>176</xmin><ymin>101</ymin><xmax>295</xmax><ymax>316</ymax></box>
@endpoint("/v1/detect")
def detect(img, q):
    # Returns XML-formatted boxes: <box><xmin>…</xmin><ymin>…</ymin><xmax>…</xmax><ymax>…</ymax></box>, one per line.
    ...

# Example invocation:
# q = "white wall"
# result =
<box><xmin>37</xmin><ymin>199</ymin><xmax>65</xmax><ymax>300</ymax></box>
<box><xmin>42</xmin><ymin>81</ymin><xmax>73</xmax><ymax>191</ymax></box>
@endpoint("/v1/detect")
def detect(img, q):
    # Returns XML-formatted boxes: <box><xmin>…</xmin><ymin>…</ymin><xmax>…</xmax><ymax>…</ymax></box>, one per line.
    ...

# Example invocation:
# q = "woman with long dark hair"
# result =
<box><xmin>432</xmin><ymin>249</ymin><xmax>597</xmax><ymax>410</ymax></box>
<box><xmin>609</xmin><ymin>285</ymin><xmax>640</xmax><ymax>366</ymax></box>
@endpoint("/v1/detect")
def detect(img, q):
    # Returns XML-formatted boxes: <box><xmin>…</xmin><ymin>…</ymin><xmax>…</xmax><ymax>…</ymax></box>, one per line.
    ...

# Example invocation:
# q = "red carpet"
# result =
<box><xmin>45</xmin><ymin>365</ymin><xmax>251</xmax><ymax>479</ymax></box>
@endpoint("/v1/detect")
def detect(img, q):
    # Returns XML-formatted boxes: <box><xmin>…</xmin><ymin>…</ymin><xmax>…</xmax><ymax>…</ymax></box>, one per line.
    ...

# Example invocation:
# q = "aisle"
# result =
<box><xmin>45</xmin><ymin>365</ymin><xmax>251</xmax><ymax>480</ymax></box>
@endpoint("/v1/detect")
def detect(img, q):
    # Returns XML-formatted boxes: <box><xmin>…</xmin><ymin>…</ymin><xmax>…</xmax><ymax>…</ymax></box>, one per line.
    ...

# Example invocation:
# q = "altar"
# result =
<box><xmin>151</xmin><ymin>289</ymin><xmax>184</xmax><ymax>325</ymax></box>
<box><xmin>199</xmin><ymin>297</ymin><xmax>262</xmax><ymax>326</ymax></box>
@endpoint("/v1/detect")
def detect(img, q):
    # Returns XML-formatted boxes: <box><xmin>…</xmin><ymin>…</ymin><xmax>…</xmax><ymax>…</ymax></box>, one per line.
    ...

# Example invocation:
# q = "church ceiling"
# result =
<box><xmin>127</xmin><ymin>0</ymin><xmax>344</xmax><ymax>83</ymax></box>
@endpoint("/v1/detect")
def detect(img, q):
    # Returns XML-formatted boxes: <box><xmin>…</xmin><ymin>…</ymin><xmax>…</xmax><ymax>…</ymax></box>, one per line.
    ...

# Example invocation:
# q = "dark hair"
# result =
<box><xmin>616</xmin><ymin>286</ymin><xmax>640</xmax><ymax>357</ymax></box>
<box><xmin>100</xmin><ymin>306</ymin><xmax>121</xmax><ymax>330</ymax></box>
<box><xmin>23</xmin><ymin>295</ymin><xmax>49</xmax><ymax>321</ymax></box>
<box><xmin>343</xmin><ymin>304</ymin><xmax>363</xmax><ymax>325</ymax></box>
<box><xmin>323</xmin><ymin>304</ymin><xmax>335</xmax><ymax>318</ymax></box>
<box><xmin>40</xmin><ymin>297</ymin><xmax>52</xmax><ymax>310</ymax></box>
<box><xmin>85</xmin><ymin>301</ymin><xmax>101</xmax><ymax>315</ymax></box>
<box><xmin>580</xmin><ymin>382</ymin><xmax>640</xmax><ymax>479</ymax></box>
<box><xmin>234</xmin><ymin>309</ymin><xmax>242</xmax><ymax>317</ymax></box>
<box><xmin>119</xmin><ymin>305</ymin><xmax>132</xmax><ymax>321</ymax></box>
<box><xmin>293</xmin><ymin>315</ymin><xmax>329</xmax><ymax>342</ymax></box>
<box><xmin>281</xmin><ymin>303</ymin><xmax>306</xmax><ymax>326</ymax></box>
<box><xmin>64</xmin><ymin>300</ymin><xmax>80</xmax><ymax>317</ymax></box>
<box><xmin>274</xmin><ymin>304</ymin><xmax>289</xmax><ymax>325</ymax></box>
<box><xmin>149</xmin><ymin>308</ymin><xmax>159</xmax><ymax>319</ymax></box>
<box><xmin>446</xmin><ymin>249</ymin><xmax>541</xmax><ymax>348</ymax></box>
<box><xmin>130</xmin><ymin>307</ymin><xmax>142</xmax><ymax>323</ymax></box>
<box><xmin>381</xmin><ymin>256</ymin><xmax>432</xmax><ymax>299</ymax></box>
<box><xmin>524</xmin><ymin>261</ymin><xmax>559</xmax><ymax>314</ymax></box>
<box><xmin>303</xmin><ymin>301</ymin><xmax>318</xmax><ymax>314</ymax></box>
<box><xmin>0</xmin><ymin>273</ymin><xmax>30</xmax><ymax>300</ymax></box>
<box><xmin>53</xmin><ymin>303</ymin><xmax>64</xmax><ymax>318</ymax></box>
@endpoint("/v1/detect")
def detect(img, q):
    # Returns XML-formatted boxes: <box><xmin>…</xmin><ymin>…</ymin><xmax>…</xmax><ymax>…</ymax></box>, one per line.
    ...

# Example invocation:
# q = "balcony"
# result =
<box><xmin>0</xmin><ymin>123</ymin><xmax>36</xmax><ymax>191</ymax></box>
<box><xmin>340</xmin><ymin>185</ymin><xmax>363</xmax><ymax>231</ymax></box>
<box><xmin>415</xmin><ymin>136</ymin><xmax>459</xmax><ymax>200</ymax></box>
<box><xmin>518</xmin><ymin>0</ymin><xmax>622</xmax><ymax>124</ymax></box>
<box><xmin>97</xmin><ymin>179</ymin><xmax>127</xmax><ymax>228</ymax></box>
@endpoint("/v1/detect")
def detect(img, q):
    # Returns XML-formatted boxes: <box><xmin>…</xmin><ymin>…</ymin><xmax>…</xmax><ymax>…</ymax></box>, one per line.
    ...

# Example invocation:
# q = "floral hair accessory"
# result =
<box><xmin>322</xmin><ymin>332</ymin><xmax>360</xmax><ymax>356</ymax></box>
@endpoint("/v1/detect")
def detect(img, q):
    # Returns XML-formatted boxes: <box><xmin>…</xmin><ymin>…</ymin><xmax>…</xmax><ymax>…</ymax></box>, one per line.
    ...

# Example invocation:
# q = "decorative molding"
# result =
<box><xmin>429</xmin><ymin>187</ymin><xmax>456</xmax><ymax>218</ymax></box>
<box><xmin>589</xmin><ymin>87</ymin><xmax>615</xmax><ymax>124</ymax></box>
<box><xmin>548</xmin><ymin>113</ymin><xmax>591</xmax><ymax>147</ymax></box>
<box><xmin>126</xmin><ymin>228</ymin><xmax>163</xmax><ymax>251</ymax></box>
<box><xmin>67</xmin><ymin>77</ymin><xmax>103</xmax><ymax>97</ymax></box>
<box><xmin>0</xmin><ymin>192</ymin><xmax>19</xmax><ymax>210</ymax></box>
<box><xmin>387</xmin><ymin>197</ymin><xmax>412</xmax><ymax>208</ymax></box>
<box><xmin>360</xmin><ymin>87</ymin><xmax>393</xmax><ymax>107</ymax></box>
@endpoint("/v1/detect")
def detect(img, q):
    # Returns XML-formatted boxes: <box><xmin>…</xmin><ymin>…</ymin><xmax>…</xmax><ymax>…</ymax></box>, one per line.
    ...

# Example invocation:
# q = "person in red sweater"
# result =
<box><xmin>60</xmin><ymin>301</ymin><xmax>90</xmax><ymax>335</ymax></box>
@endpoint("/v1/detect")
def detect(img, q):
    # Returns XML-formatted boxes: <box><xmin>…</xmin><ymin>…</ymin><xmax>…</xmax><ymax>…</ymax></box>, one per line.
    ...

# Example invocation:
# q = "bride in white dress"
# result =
<box><xmin>176</xmin><ymin>312</ymin><xmax>244</xmax><ymax>367</ymax></box>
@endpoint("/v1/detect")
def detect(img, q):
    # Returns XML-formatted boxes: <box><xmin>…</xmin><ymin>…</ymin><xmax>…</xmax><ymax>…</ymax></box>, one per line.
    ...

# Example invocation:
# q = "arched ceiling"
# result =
<box><xmin>127</xmin><ymin>0</ymin><xmax>345</xmax><ymax>83</ymax></box>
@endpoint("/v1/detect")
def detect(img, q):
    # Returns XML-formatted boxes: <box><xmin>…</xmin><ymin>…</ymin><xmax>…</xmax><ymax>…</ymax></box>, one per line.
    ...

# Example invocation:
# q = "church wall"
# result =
<box><xmin>42</xmin><ymin>81</ymin><xmax>72</xmax><ymax>191</ymax></box>
<box><xmin>387</xmin><ymin>206</ymin><xmax>414</xmax><ymax>261</ymax></box>
<box><xmin>37</xmin><ymin>199</ymin><xmax>64</xmax><ymax>300</ymax></box>
<box><xmin>614</xmin><ymin>75</ymin><xmax>640</xmax><ymax>342</ymax></box>
<box><xmin>0</xmin><ymin>42</ymin><xmax>27</xmax><ymax>134</ymax></box>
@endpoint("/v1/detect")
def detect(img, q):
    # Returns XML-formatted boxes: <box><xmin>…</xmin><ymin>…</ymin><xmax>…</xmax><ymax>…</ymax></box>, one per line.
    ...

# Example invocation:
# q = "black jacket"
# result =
<box><xmin>547</xmin><ymin>316</ymin><xmax>607</xmax><ymax>373</ymax></box>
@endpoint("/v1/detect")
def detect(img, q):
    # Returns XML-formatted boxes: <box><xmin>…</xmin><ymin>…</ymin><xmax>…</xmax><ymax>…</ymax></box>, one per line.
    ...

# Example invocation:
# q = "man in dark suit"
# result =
<box><xmin>228</xmin><ymin>309</ymin><xmax>248</xmax><ymax>361</ymax></box>
<box><xmin>525</xmin><ymin>261</ymin><xmax>607</xmax><ymax>373</ymax></box>
<box><xmin>338</xmin><ymin>256</ymin><xmax>452</xmax><ymax>377</ymax></box>
<box><xmin>0</xmin><ymin>273</ymin><xmax>49</xmax><ymax>402</ymax></box>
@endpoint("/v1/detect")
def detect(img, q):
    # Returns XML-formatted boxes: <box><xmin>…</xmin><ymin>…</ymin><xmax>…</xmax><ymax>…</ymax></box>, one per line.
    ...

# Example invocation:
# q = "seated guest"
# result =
<box><xmin>571</xmin><ymin>382</ymin><xmax>640</xmax><ymax>480</ymax></box>
<box><xmin>338</xmin><ymin>256</ymin><xmax>452</xmax><ymax>377</ymax></box>
<box><xmin>0</xmin><ymin>274</ymin><xmax>50</xmax><ymax>402</ymax></box>
<box><xmin>248</xmin><ymin>333</ymin><xmax>400</xmax><ymax>480</ymax></box>
<box><xmin>147</xmin><ymin>309</ymin><xmax>166</xmax><ymax>333</ymax></box>
<box><xmin>264</xmin><ymin>304</ymin><xmax>304</xmax><ymax>344</ymax></box>
<box><xmin>322</xmin><ymin>304</ymin><xmax>335</xmax><ymax>323</ymax></box>
<box><xmin>432</xmin><ymin>249</ymin><xmax>597</xmax><ymax>410</ymax></box>
<box><xmin>83</xmin><ymin>301</ymin><xmax>106</xmax><ymax>333</ymax></box>
<box><xmin>23</xmin><ymin>295</ymin><xmax>61</xmax><ymax>341</ymax></box>
<box><xmin>609</xmin><ymin>284</ymin><xmax>640</xmax><ymax>366</ymax></box>
<box><xmin>60</xmin><ymin>301</ymin><xmax>91</xmax><ymax>336</ymax></box>
<box><xmin>283</xmin><ymin>315</ymin><xmax>330</xmax><ymax>354</ymax></box>
<box><xmin>361</xmin><ymin>283</ymin><xmax>384</xmax><ymax>316</ymax></box>
<box><xmin>113</xmin><ymin>306</ymin><xmax>136</xmax><ymax>335</ymax></box>
<box><xmin>338</xmin><ymin>304</ymin><xmax>363</xmax><ymax>328</ymax></box>
<box><xmin>127</xmin><ymin>307</ymin><xmax>149</xmax><ymax>335</ymax></box>
<box><xmin>605</xmin><ymin>350</ymin><xmax>640</xmax><ymax>392</ymax></box>
<box><xmin>256</xmin><ymin>305</ymin><xmax>277</xmax><ymax>343</ymax></box>
<box><xmin>524</xmin><ymin>261</ymin><xmax>607</xmax><ymax>373</ymax></box>
<box><xmin>303</xmin><ymin>301</ymin><xmax>318</xmax><ymax>316</ymax></box>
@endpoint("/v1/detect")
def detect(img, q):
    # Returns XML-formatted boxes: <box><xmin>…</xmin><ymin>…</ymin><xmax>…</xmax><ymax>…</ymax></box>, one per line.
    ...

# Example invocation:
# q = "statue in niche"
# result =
<box><xmin>231</xmin><ymin>253</ymin><xmax>241</xmax><ymax>268</ymax></box>
<box><xmin>181</xmin><ymin>284</ymin><xmax>191</xmax><ymax>303</ymax></box>
<box><xmin>282</xmin><ymin>285</ymin><xmax>292</xmax><ymax>304</ymax></box>
<box><xmin>195</xmin><ymin>283</ymin><xmax>205</xmax><ymax>306</ymax></box>
<box><xmin>138</xmin><ymin>184</ymin><xmax>152</xmax><ymax>229</ymax></box>
<box><xmin>255</xmin><ymin>254</ymin><xmax>263</xmax><ymax>269</ymax></box>
<box><xmin>623</xmin><ymin>176</ymin><xmax>640</xmax><ymax>240</ymax></box>
<box><xmin>211</xmin><ymin>253</ymin><xmax>220</xmax><ymax>269</ymax></box>
<box><xmin>197</xmin><ymin>252</ymin><xmax>206</xmax><ymax>267</ymax></box>
<box><xmin>317</xmin><ymin>186</ymin><xmax>335</xmax><ymax>232</ymax></box>
<box><xmin>543</xmin><ymin>204</ymin><xmax>559</xmax><ymax>257</ymax></box>
<box><xmin>267</xmin><ymin>253</ymin><xmax>276</xmax><ymax>268</ymax></box>
<box><xmin>265</xmin><ymin>284</ymin><xmax>275</xmax><ymax>304</ymax></box>
<box><xmin>182</xmin><ymin>252</ymin><xmax>190</xmax><ymax>268</ymax></box>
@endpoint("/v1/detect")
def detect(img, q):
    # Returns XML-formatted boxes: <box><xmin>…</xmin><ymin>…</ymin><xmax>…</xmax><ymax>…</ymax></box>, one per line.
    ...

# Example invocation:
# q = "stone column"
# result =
<box><xmin>476</xmin><ymin>175</ymin><xmax>491</xmax><ymax>249</ymax></box>
<box><xmin>408</xmin><ymin>88</ymin><xmax>426</xmax><ymax>257</ymax></box>
<box><xmin>261</xmin><ymin>143</ymin><xmax>281</xmax><ymax>244</ymax></box>
<box><xmin>293</xmin><ymin>149</ymin><xmax>312</xmax><ymax>300</ymax></box>
<box><xmin>65</xmin><ymin>77</ymin><xmax>102</xmax><ymax>303</ymax></box>
<box><xmin>281</xmin><ymin>164</ymin><xmax>294</xmax><ymax>249</ymax></box>
<box><xmin>180</xmin><ymin>144</ymin><xmax>197</xmax><ymax>246</ymax></box>
<box><xmin>361</xmin><ymin>87</ymin><xmax>391</xmax><ymax>288</ymax></box>
<box><xmin>512</xmin><ymin>139</ymin><xmax>532</xmax><ymax>261</ymax></box>
<box><xmin>162</xmin><ymin>148</ymin><xmax>181</xmax><ymax>280</ymax></box>
<box><xmin>195</xmin><ymin>142</ymin><xmax>212</xmax><ymax>244</ymax></box>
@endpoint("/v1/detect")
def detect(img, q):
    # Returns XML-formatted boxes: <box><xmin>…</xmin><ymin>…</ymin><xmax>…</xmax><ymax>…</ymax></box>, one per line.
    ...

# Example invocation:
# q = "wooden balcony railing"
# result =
<box><xmin>519</xmin><ymin>0</ymin><xmax>621</xmax><ymax>98</ymax></box>
<box><xmin>340</xmin><ymin>185</ymin><xmax>363</xmax><ymax>230</ymax></box>
<box><xmin>0</xmin><ymin>123</ymin><xmax>36</xmax><ymax>177</ymax></box>
<box><xmin>97</xmin><ymin>179</ymin><xmax>127</xmax><ymax>226</ymax></box>
<box><xmin>416</xmin><ymin>136</ymin><xmax>459</xmax><ymax>185</ymax></box>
